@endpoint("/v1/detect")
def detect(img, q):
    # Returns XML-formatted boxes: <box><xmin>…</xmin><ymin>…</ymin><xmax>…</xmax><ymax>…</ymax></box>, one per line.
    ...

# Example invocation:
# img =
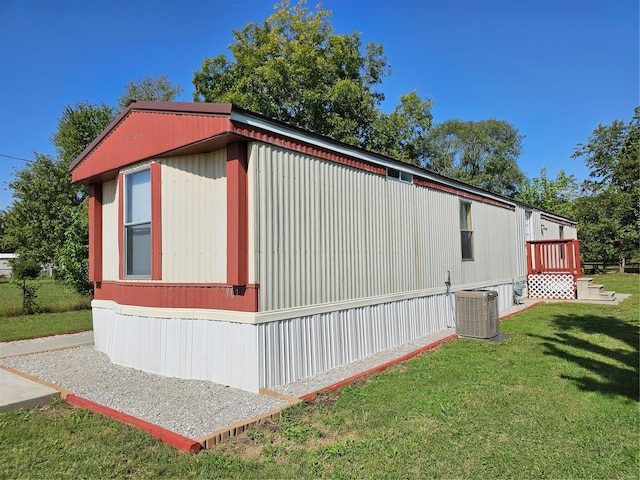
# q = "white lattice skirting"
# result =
<box><xmin>527</xmin><ymin>273</ymin><xmax>576</xmax><ymax>300</ymax></box>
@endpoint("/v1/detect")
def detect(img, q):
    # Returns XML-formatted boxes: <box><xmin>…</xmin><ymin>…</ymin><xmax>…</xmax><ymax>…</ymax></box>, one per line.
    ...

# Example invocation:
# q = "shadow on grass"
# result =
<box><xmin>530</xmin><ymin>314</ymin><xmax>639</xmax><ymax>402</ymax></box>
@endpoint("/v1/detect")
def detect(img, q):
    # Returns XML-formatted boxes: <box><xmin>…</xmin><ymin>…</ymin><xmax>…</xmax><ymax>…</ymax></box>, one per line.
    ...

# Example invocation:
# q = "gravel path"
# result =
<box><xmin>0</xmin><ymin>344</ymin><xmax>287</xmax><ymax>440</ymax></box>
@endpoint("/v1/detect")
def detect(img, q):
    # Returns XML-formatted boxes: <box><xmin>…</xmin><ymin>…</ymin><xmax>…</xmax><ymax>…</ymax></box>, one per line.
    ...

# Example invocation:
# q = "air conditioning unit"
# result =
<box><xmin>455</xmin><ymin>290</ymin><xmax>499</xmax><ymax>339</ymax></box>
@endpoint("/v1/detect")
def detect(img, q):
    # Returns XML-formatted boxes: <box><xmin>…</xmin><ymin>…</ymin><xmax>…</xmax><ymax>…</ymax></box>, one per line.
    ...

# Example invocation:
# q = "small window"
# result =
<box><xmin>124</xmin><ymin>169</ymin><xmax>151</xmax><ymax>277</ymax></box>
<box><xmin>559</xmin><ymin>225</ymin><xmax>564</xmax><ymax>239</ymax></box>
<box><xmin>387</xmin><ymin>168</ymin><xmax>413</xmax><ymax>183</ymax></box>
<box><xmin>460</xmin><ymin>201</ymin><xmax>473</xmax><ymax>260</ymax></box>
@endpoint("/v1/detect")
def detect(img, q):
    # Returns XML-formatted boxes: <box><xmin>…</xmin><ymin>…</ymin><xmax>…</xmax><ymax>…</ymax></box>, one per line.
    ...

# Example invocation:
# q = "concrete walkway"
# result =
<box><xmin>0</xmin><ymin>331</ymin><xmax>93</xmax><ymax>412</ymax></box>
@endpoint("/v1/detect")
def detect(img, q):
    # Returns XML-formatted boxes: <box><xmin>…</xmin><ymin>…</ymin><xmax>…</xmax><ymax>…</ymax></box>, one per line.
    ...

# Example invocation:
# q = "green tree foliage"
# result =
<box><xmin>56</xmin><ymin>204</ymin><xmax>92</xmax><ymax>295</ymax></box>
<box><xmin>571</xmin><ymin>106</ymin><xmax>639</xmax><ymax>272</ymax></box>
<box><xmin>116</xmin><ymin>74</ymin><xmax>184</xmax><ymax>111</ymax></box>
<box><xmin>370</xmin><ymin>91</ymin><xmax>434</xmax><ymax>162</ymax></box>
<box><xmin>423</xmin><ymin>118</ymin><xmax>526</xmax><ymax>197</ymax></box>
<box><xmin>516</xmin><ymin>167</ymin><xmax>578</xmax><ymax>218</ymax></box>
<box><xmin>5</xmin><ymin>76</ymin><xmax>182</xmax><ymax>295</ymax></box>
<box><xmin>5</xmin><ymin>153</ymin><xmax>81</xmax><ymax>266</ymax></box>
<box><xmin>0</xmin><ymin>210</ymin><xmax>18</xmax><ymax>253</ymax></box>
<box><xmin>9</xmin><ymin>255</ymin><xmax>41</xmax><ymax>314</ymax></box>
<box><xmin>52</xmin><ymin>102</ymin><xmax>116</xmax><ymax>167</ymax></box>
<box><xmin>192</xmin><ymin>0</ymin><xmax>434</xmax><ymax>155</ymax></box>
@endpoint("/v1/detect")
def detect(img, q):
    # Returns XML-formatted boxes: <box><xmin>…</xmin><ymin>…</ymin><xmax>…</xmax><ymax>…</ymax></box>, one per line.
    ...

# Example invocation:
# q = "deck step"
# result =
<box><xmin>576</xmin><ymin>277</ymin><xmax>616</xmax><ymax>301</ymax></box>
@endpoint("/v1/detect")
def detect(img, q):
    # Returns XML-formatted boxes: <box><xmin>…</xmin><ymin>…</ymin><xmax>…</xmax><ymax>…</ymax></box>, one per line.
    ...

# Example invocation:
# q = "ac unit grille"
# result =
<box><xmin>455</xmin><ymin>290</ymin><xmax>499</xmax><ymax>339</ymax></box>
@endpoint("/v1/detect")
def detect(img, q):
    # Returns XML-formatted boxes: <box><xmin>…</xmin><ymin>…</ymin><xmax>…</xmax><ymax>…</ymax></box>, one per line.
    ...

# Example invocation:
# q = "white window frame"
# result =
<box><xmin>123</xmin><ymin>168</ymin><xmax>152</xmax><ymax>278</ymax></box>
<box><xmin>387</xmin><ymin>167</ymin><xmax>413</xmax><ymax>183</ymax></box>
<box><xmin>460</xmin><ymin>200</ymin><xmax>473</xmax><ymax>261</ymax></box>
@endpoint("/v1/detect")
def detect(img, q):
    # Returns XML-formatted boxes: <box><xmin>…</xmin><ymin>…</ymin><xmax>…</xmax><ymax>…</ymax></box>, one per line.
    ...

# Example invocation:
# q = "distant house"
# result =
<box><xmin>0</xmin><ymin>253</ymin><xmax>17</xmax><ymax>278</ymax></box>
<box><xmin>69</xmin><ymin>101</ymin><xmax>577</xmax><ymax>392</ymax></box>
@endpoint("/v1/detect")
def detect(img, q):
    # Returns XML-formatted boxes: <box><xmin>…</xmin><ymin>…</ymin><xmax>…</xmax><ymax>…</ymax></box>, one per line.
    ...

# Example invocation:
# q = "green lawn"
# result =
<box><xmin>0</xmin><ymin>278</ymin><xmax>91</xmax><ymax>317</ymax></box>
<box><xmin>0</xmin><ymin>274</ymin><xmax>637</xmax><ymax>478</ymax></box>
<box><xmin>0</xmin><ymin>278</ymin><xmax>92</xmax><ymax>341</ymax></box>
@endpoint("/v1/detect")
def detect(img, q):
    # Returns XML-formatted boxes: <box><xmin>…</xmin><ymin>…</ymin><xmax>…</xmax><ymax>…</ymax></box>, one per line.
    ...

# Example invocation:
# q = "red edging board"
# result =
<box><xmin>66</xmin><ymin>394</ymin><xmax>202</xmax><ymax>454</ymax></box>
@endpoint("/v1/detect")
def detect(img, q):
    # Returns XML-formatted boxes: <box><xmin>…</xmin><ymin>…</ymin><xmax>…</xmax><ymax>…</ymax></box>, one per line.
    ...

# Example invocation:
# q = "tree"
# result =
<box><xmin>369</xmin><ymin>91</ymin><xmax>434</xmax><ymax>163</ymax></box>
<box><xmin>116</xmin><ymin>74</ymin><xmax>184</xmax><ymax>111</ymax></box>
<box><xmin>193</xmin><ymin>0</ymin><xmax>434</xmax><ymax>156</ymax></box>
<box><xmin>571</xmin><ymin>107</ymin><xmax>639</xmax><ymax>272</ymax></box>
<box><xmin>516</xmin><ymin>167</ymin><xmax>578</xmax><ymax>218</ymax></box>
<box><xmin>10</xmin><ymin>255</ymin><xmax>41</xmax><ymax>314</ymax></box>
<box><xmin>56</xmin><ymin>203</ymin><xmax>92</xmax><ymax>295</ymax></box>
<box><xmin>5</xmin><ymin>153</ymin><xmax>81</xmax><ymax>267</ymax></box>
<box><xmin>422</xmin><ymin>118</ymin><xmax>526</xmax><ymax>197</ymax></box>
<box><xmin>51</xmin><ymin>101</ymin><xmax>116</xmax><ymax>167</ymax></box>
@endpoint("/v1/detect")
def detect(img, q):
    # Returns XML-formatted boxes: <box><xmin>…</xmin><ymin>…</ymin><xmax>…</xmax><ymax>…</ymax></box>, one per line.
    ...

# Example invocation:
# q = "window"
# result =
<box><xmin>559</xmin><ymin>225</ymin><xmax>564</xmax><ymax>239</ymax></box>
<box><xmin>460</xmin><ymin>201</ymin><xmax>473</xmax><ymax>260</ymax></box>
<box><xmin>124</xmin><ymin>169</ymin><xmax>151</xmax><ymax>277</ymax></box>
<box><xmin>387</xmin><ymin>167</ymin><xmax>413</xmax><ymax>183</ymax></box>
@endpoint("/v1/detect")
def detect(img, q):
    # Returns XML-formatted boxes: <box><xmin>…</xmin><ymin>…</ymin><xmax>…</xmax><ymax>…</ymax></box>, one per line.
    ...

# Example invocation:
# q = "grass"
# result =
<box><xmin>0</xmin><ymin>278</ymin><xmax>92</xmax><ymax>317</ymax></box>
<box><xmin>0</xmin><ymin>274</ymin><xmax>637</xmax><ymax>478</ymax></box>
<box><xmin>0</xmin><ymin>310</ymin><xmax>93</xmax><ymax>342</ymax></box>
<box><xmin>0</xmin><ymin>278</ymin><xmax>92</xmax><ymax>341</ymax></box>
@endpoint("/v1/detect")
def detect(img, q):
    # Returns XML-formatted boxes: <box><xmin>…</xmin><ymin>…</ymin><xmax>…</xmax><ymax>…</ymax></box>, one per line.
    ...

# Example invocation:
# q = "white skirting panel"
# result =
<box><xmin>93</xmin><ymin>282</ymin><xmax>514</xmax><ymax>393</ymax></box>
<box><xmin>92</xmin><ymin>308</ymin><xmax>259</xmax><ymax>392</ymax></box>
<box><xmin>257</xmin><ymin>293</ymin><xmax>451</xmax><ymax>389</ymax></box>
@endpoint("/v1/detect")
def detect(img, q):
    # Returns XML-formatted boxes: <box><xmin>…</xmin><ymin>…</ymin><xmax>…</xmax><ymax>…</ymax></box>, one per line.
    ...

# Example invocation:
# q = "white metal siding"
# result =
<box><xmin>251</xmin><ymin>143</ymin><xmax>520</xmax><ymax>312</ymax></box>
<box><xmin>101</xmin><ymin>179</ymin><xmax>119</xmax><ymax>281</ymax></box>
<box><xmin>258</xmin><ymin>293</ymin><xmax>451</xmax><ymax>389</ymax></box>
<box><xmin>159</xmin><ymin>152</ymin><xmax>227</xmax><ymax>283</ymax></box>
<box><xmin>514</xmin><ymin>206</ymin><xmax>528</xmax><ymax>278</ymax></box>
<box><xmin>93</xmin><ymin>307</ymin><xmax>259</xmax><ymax>392</ymax></box>
<box><xmin>460</xmin><ymin>202</ymin><xmax>517</xmax><ymax>285</ymax></box>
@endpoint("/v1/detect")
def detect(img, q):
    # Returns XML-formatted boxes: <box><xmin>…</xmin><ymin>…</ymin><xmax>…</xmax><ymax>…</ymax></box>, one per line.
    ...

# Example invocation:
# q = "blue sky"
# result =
<box><xmin>0</xmin><ymin>0</ymin><xmax>637</xmax><ymax>212</ymax></box>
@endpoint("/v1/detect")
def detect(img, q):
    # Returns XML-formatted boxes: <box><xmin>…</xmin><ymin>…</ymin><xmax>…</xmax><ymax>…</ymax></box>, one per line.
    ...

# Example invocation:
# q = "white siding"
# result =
<box><xmin>514</xmin><ymin>206</ymin><xmax>528</xmax><ymax>278</ymax></box>
<box><xmin>258</xmin><ymin>293</ymin><xmax>452</xmax><ymax>389</ymax></box>
<box><xmin>102</xmin><ymin>179</ymin><xmax>119</xmax><ymax>281</ymax></box>
<box><xmin>251</xmin><ymin>143</ymin><xmax>520</xmax><ymax>312</ymax></box>
<box><xmin>159</xmin><ymin>152</ymin><xmax>227</xmax><ymax>283</ymax></box>
<box><xmin>93</xmin><ymin>307</ymin><xmax>259</xmax><ymax>392</ymax></box>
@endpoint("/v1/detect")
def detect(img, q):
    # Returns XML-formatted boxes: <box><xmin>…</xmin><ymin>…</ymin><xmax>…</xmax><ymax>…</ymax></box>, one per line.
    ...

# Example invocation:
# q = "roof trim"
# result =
<box><xmin>68</xmin><ymin>101</ymin><xmax>233</xmax><ymax>172</ymax></box>
<box><xmin>69</xmin><ymin>101</ymin><xmax>578</xmax><ymax>225</ymax></box>
<box><xmin>229</xmin><ymin>108</ymin><xmax>518</xmax><ymax>210</ymax></box>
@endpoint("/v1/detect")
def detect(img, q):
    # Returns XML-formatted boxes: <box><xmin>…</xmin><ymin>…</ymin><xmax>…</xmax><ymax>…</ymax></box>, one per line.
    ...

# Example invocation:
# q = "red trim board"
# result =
<box><xmin>94</xmin><ymin>281</ymin><xmax>259</xmax><ymax>312</ymax></box>
<box><xmin>117</xmin><ymin>174</ymin><xmax>124</xmax><ymax>280</ymax></box>
<box><xmin>66</xmin><ymin>394</ymin><xmax>202</xmax><ymax>454</ymax></box>
<box><xmin>88</xmin><ymin>184</ymin><xmax>103</xmax><ymax>282</ymax></box>
<box><xmin>226</xmin><ymin>142</ymin><xmax>249</xmax><ymax>286</ymax></box>
<box><xmin>151</xmin><ymin>162</ymin><xmax>162</xmax><ymax>280</ymax></box>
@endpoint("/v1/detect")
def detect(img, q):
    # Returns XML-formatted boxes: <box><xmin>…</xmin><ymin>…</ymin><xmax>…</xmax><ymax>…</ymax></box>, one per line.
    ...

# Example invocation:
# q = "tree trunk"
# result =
<box><xmin>619</xmin><ymin>254</ymin><xmax>626</xmax><ymax>274</ymax></box>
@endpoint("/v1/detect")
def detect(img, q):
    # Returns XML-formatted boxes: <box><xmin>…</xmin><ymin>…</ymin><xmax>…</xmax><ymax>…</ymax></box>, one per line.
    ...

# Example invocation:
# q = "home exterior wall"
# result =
<box><xmin>250</xmin><ymin>142</ymin><xmax>518</xmax><ymax>313</ymax></box>
<box><xmin>76</xmin><ymin>103</ymin><xmax>579</xmax><ymax>393</ymax></box>
<box><xmin>158</xmin><ymin>152</ymin><xmax>227</xmax><ymax>283</ymax></box>
<box><xmin>101</xmin><ymin>179</ymin><xmax>119</xmax><ymax>281</ymax></box>
<box><xmin>98</xmin><ymin>152</ymin><xmax>228</xmax><ymax>284</ymax></box>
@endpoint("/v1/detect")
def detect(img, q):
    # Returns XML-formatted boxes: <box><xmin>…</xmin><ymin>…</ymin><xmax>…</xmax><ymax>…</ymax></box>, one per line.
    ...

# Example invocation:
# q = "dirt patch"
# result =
<box><xmin>39</xmin><ymin>401</ymin><xmax>75</xmax><ymax>419</ymax></box>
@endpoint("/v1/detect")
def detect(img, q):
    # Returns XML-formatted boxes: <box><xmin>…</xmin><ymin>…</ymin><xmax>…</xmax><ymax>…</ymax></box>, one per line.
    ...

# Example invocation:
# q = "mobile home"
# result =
<box><xmin>70</xmin><ymin>102</ymin><xmax>577</xmax><ymax>392</ymax></box>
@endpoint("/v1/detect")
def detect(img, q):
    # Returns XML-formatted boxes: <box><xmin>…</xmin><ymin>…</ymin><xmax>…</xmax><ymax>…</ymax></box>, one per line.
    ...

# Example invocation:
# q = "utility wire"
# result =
<box><xmin>0</xmin><ymin>154</ymin><xmax>34</xmax><ymax>163</ymax></box>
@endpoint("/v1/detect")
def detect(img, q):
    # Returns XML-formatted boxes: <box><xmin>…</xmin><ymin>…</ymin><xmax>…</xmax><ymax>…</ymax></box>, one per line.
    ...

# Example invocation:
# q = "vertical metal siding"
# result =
<box><xmin>254</xmin><ymin>143</ymin><xmax>395</xmax><ymax>311</ymax></box>
<box><xmin>92</xmin><ymin>307</ymin><xmax>260</xmax><ymax>392</ymax></box>
<box><xmin>258</xmin><ymin>293</ymin><xmax>451</xmax><ymax>389</ymax></box>
<box><xmin>514</xmin><ymin>206</ymin><xmax>528</xmax><ymax>278</ymax></box>
<box><xmin>252</xmin><ymin>143</ymin><xmax>523</xmax><ymax>311</ymax></box>
<box><xmin>159</xmin><ymin>152</ymin><xmax>227</xmax><ymax>283</ymax></box>
<box><xmin>101</xmin><ymin>179</ymin><xmax>119</xmax><ymax>281</ymax></box>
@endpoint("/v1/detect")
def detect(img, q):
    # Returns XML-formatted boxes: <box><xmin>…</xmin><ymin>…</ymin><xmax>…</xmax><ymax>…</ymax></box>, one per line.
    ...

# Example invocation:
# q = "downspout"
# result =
<box><xmin>445</xmin><ymin>271</ymin><xmax>455</xmax><ymax>328</ymax></box>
